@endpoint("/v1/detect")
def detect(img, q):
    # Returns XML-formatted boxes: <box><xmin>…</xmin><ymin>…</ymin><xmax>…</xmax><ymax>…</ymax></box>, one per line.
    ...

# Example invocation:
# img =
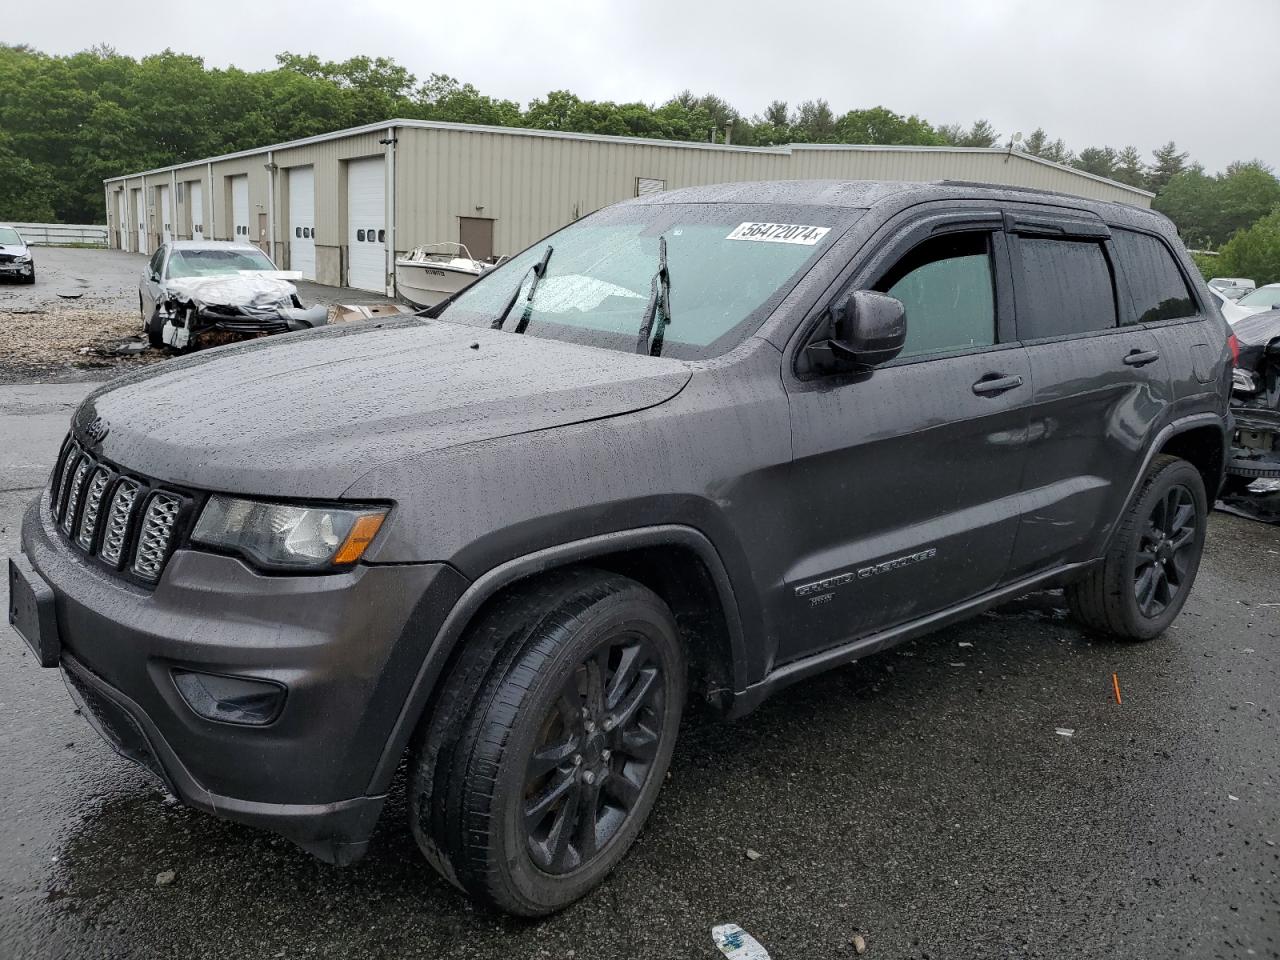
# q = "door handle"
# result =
<box><xmin>1123</xmin><ymin>349</ymin><xmax>1160</xmax><ymax>367</ymax></box>
<box><xmin>972</xmin><ymin>374</ymin><xmax>1024</xmax><ymax>396</ymax></box>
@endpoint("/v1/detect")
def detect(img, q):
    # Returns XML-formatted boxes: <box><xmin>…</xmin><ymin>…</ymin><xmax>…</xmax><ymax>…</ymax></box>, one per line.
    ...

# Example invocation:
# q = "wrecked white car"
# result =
<box><xmin>139</xmin><ymin>241</ymin><xmax>327</xmax><ymax>350</ymax></box>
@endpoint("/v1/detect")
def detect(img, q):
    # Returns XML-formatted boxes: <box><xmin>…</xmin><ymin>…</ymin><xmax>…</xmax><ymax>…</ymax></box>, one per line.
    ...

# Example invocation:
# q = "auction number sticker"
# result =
<box><xmin>726</xmin><ymin>222</ymin><xmax>831</xmax><ymax>245</ymax></box>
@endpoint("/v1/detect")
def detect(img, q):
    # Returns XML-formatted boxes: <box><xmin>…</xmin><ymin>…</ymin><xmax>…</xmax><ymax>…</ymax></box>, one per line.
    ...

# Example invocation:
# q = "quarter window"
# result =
<box><xmin>1112</xmin><ymin>229</ymin><xmax>1197</xmax><ymax>324</ymax></box>
<box><xmin>1016</xmin><ymin>238</ymin><xmax>1116</xmax><ymax>339</ymax></box>
<box><xmin>874</xmin><ymin>232</ymin><xmax>996</xmax><ymax>359</ymax></box>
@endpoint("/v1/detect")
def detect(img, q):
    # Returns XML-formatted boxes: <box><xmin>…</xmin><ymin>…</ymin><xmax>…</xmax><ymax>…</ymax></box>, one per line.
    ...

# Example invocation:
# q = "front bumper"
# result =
<box><xmin>160</xmin><ymin>301</ymin><xmax>328</xmax><ymax>341</ymax></box>
<box><xmin>0</xmin><ymin>261</ymin><xmax>33</xmax><ymax>275</ymax></box>
<box><xmin>16</xmin><ymin>493</ymin><xmax>467</xmax><ymax>863</ymax></box>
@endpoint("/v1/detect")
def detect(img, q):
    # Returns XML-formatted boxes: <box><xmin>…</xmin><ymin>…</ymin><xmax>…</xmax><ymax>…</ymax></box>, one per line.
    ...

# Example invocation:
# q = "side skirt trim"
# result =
<box><xmin>724</xmin><ymin>559</ymin><xmax>1096</xmax><ymax>719</ymax></box>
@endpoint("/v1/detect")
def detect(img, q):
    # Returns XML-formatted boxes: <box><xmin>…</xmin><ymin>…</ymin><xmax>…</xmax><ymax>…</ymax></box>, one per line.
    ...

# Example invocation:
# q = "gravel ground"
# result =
<box><xmin>0</xmin><ymin>247</ymin><xmax>398</xmax><ymax>384</ymax></box>
<box><xmin>1</xmin><ymin>382</ymin><xmax>1277</xmax><ymax>960</ymax></box>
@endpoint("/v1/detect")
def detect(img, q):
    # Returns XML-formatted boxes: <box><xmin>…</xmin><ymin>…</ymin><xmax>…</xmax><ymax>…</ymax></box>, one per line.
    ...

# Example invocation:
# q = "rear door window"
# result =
<box><xmin>1015</xmin><ymin>238</ymin><xmax>1116</xmax><ymax>339</ymax></box>
<box><xmin>1112</xmin><ymin>229</ymin><xmax>1197</xmax><ymax>324</ymax></box>
<box><xmin>873</xmin><ymin>232</ymin><xmax>996</xmax><ymax>359</ymax></box>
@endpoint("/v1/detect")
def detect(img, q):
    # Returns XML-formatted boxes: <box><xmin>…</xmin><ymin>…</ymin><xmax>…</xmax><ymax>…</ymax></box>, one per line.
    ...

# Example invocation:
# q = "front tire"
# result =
<box><xmin>145</xmin><ymin>310</ymin><xmax>165</xmax><ymax>349</ymax></box>
<box><xmin>409</xmin><ymin>569</ymin><xmax>686</xmax><ymax>916</ymax></box>
<box><xmin>1066</xmin><ymin>455</ymin><xmax>1207</xmax><ymax>640</ymax></box>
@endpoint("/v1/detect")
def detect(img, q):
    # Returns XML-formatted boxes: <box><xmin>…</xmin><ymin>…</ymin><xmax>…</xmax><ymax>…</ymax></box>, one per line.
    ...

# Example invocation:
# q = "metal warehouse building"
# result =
<box><xmin>103</xmin><ymin>119</ymin><xmax>1155</xmax><ymax>296</ymax></box>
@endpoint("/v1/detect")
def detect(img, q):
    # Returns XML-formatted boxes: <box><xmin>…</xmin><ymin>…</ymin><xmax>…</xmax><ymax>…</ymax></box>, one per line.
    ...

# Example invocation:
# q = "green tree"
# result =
<box><xmin>416</xmin><ymin>74</ymin><xmax>520</xmax><ymax>126</ymax></box>
<box><xmin>793</xmin><ymin>99</ymin><xmax>836</xmax><ymax>142</ymax></box>
<box><xmin>1154</xmin><ymin>161</ymin><xmax>1280</xmax><ymax>248</ymax></box>
<box><xmin>1211</xmin><ymin>208</ymin><xmax>1280</xmax><ymax>284</ymax></box>
<box><xmin>939</xmin><ymin>119</ymin><xmax>999</xmax><ymax>148</ymax></box>
<box><xmin>1073</xmin><ymin>146</ymin><xmax>1118</xmax><ymax>178</ymax></box>
<box><xmin>1112</xmin><ymin>146</ymin><xmax>1147</xmax><ymax>187</ymax></box>
<box><xmin>834</xmin><ymin>107</ymin><xmax>944</xmax><ymax>145</ymax></box>
<box><xmin>1148</xmin><ymin>140</ymin><xmax>1188</xmax><ymax>193</ymax></box>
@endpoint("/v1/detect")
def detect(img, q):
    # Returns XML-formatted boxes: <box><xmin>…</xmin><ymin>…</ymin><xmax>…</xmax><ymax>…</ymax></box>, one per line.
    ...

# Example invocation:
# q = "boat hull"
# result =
<box><xmin>395</xmin><ymin>260</ymin><xmax>484</xmax><ymax>308</ymax></box>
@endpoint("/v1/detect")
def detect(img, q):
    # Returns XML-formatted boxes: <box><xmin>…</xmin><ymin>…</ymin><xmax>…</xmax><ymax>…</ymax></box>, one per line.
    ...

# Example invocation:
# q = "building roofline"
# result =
<box><xmin>101</xmin><ymin>118</ymin><xmax>1154</xmax><ymax>199</ymax></box>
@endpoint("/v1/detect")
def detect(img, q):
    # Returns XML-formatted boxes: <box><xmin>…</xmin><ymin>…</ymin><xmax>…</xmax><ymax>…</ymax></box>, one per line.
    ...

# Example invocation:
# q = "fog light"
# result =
<box><xmin>172</xmin><ymin>670</ymin><xmax>286</xmax><ymax>725</ymax></box>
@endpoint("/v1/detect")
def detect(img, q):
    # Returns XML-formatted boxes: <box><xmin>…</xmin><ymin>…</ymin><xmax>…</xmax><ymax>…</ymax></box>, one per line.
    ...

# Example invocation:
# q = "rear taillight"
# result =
<box><xmin>1228</xmin><ymin>333</ymin><xmax>1240</xmax><ymax>365</ymax></box>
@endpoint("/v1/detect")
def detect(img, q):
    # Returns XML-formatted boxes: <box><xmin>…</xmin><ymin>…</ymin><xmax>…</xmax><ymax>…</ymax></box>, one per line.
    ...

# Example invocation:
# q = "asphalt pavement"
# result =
<box><xmin>1</xmin><ymin>381</ymin><xmax>1277</xmax><ymax>960</ymax></box>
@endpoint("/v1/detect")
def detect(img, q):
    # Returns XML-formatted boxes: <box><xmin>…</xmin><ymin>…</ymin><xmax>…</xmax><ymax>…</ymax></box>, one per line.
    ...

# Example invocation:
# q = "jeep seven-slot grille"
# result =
<box><xmin>49</xmin><ymin>434</ymin><xmax>191</xmax><ymax>586</ymax></box>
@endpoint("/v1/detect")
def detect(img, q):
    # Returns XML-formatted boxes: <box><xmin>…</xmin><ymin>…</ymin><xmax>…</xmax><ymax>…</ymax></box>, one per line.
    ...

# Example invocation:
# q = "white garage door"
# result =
<box><xmin>346</xmin><ymin>157</ymin><xmax>385</xmax><ymax>292</ymax></box>
<box><xmin>189</xmin><ymin>182</ymin><xmax>204</xmax><ymax>240</ymax></box>
<box><xmin>157</xmin><ymin>185</ymin><xmax>172</xmax><ymax>244</ymax></box>
<box><xmin>231</xmin><ymin>175</ymin><xmax>250</xmax><ymax>242</ymax></box>
<box><xmin>134</xmin><ymin>189</ymin><xmax>145</xmax><ymax>252</ymax></box>
<box><xmin>288</xmin><ymin>166</ymin><xmax>316</xmax><ymax>280</ymax></box>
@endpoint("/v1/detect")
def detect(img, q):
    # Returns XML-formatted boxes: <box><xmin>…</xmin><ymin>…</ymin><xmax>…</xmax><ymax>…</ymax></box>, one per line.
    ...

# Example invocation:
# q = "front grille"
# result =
<box><xmin>61</xmin><ymin>458</ymin><xmax>92</xmax><ymax>535</ymax></box>
<box><xmin>98</xmin><ymin>481</ymin><xmax>140</xmax><ymax>566</ymax></box>
<box><xmin>53</xmin><ymin>442</ymin><xmax>80</xmax><ymax>517</ymax></box>
<box><xmin>75</xmin><ymin>468</ymin><xmax>111</xmax><ymax>550</ymax></box>
<box><xmin>48</xmin><ymin>433</ymin><xmax>193</xmax><ymax>587</ymax></box>
<box><xmin>132</xmin><ymin>494</ymin><xmax>182</xmax><ymax>581</ymax></box>
<box><xmin>0</xmin><ymin>254</ymin><xmax>15</xmax><ymax>265</ymax></box>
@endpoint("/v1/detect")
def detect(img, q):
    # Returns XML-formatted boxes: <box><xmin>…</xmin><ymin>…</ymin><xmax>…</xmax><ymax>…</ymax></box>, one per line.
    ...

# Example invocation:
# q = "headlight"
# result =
<box><xmin>192</xmin><ymin>495</ymin><xmax>388</xmax><ymax>570</ymax></box>
<box><xmin>14</xmin><ymin>255</ymin><xmax>31</xmax><ymax>263</ymax></box>
<box><xmin>1232</xmin><ymin>367</ymin><xmax>1259</xmax><ymax>394</ymax></box>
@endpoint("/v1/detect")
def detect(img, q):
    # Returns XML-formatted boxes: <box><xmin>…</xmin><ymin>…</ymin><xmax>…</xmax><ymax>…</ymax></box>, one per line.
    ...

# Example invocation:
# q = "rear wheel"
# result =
<box><xmin>1066</xmin><ymin>455</ymin><xmax>1207</xmax><ymax>640</ymax></box>
<box><xmin>408</xmin><ymin>568</ymin><xmax>685</xmax><ymax>916</ymax></box>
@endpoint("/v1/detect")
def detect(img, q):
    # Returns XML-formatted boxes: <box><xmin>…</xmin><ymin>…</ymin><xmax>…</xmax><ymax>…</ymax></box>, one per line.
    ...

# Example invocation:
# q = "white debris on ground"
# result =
<box><xmin>712</xmin><ymin>924</ymin><xmax>772</xmax><ymax>960</ymax></box>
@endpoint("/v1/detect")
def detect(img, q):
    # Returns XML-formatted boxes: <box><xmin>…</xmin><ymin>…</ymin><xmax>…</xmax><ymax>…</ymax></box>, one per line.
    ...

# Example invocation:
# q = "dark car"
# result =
<box><xmin>0</xmin><ymin>224</ymin><xmax>35</xmax><ymax>283</ymax></box>
<box><xmin>140</xmin><ymin>240</ymin><xmax>326</xmax><ymax>350</ymax></box>
<box><xmin>1224</xmin><ymin>308</ymin><xmax>1280</xmax><ymax>493</ymax></box>
<box><xmin>9</xmin><ymin>180</ymin><xmax>1232</xmax><ymax>916</ymax></box>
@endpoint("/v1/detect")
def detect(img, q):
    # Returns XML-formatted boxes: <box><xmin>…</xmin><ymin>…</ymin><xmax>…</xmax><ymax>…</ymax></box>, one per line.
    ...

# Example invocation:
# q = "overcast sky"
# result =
<box><xmin>13</xmin><ymin>0</ymin><xmax>1280</xmax><ymax>174</ymax></box>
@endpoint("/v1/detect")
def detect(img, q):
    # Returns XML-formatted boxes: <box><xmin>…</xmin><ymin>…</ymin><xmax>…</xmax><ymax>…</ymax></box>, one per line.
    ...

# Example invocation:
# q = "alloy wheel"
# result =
<box><xmin>522</xmin><ymin>633</ymin><xmax>666</xmax><ymax>875</ymax></box>
<box><xmin>1134</xmin><ymin>483</ymin><xmax>1197</xmax><ymax>618</ymax></box>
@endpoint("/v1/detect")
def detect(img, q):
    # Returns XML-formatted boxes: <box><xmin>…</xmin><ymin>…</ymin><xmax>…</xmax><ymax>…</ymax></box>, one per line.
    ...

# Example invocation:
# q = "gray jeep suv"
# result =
<box><xmin>9</xmin><ymin>180</ymin><xmax>1232</xmax><ymax>915</ymax></box>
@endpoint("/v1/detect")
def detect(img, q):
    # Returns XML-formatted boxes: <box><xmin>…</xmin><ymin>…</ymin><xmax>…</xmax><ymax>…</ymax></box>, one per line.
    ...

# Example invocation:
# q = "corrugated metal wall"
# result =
<box><xmin>396</xmin><ymin>127</ymin><xmax>1151</xmax><ymax>258</ymax></box>
<box><xmin>104</xmin><ymin>121</ymin><xmax>1154</xmax><ymax>275</ymax></box>
<box><xmin>396</xmin><ymin>128</ymin><xmax>791</xmax><ymax>256</ymax></box>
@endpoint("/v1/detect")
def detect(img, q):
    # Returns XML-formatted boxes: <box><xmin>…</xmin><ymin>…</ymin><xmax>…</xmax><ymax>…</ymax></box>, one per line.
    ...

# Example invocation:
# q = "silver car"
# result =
<box><xmin>140</xmin><ymin>240</ymin><xmax>326</xmax><ymax>349</ymax></box>
<box><xmin>0</xmin><ymin>224</ymin><xmax>35</xmax><ymax>284</ymax></box>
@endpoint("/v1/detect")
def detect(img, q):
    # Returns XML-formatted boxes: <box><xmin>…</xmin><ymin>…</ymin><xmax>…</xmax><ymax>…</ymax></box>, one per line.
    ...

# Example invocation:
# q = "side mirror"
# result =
<box><xmin>818</xmin><ymin>290</ymin><xmax>907</xmax><ymax>368</ymax></box>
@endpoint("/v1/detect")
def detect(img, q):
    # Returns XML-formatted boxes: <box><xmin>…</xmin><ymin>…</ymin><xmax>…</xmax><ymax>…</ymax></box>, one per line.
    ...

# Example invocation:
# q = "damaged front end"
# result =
<box><xmin>1227</xmin><ymin>310</ymin><xmax>1280</xmax><ymax>487</ymax></box>
<box><xmin>158</xmin><ymin>274</ymin><xmax>328</xmax><ymax>351</ymax></box>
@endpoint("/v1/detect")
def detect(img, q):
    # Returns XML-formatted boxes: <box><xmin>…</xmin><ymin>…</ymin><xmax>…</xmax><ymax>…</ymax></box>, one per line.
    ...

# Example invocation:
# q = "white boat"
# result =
<box><xmin>395</xmin><ymin>243</ymin><xmax>491</xmax><ymax>308</ymax></box>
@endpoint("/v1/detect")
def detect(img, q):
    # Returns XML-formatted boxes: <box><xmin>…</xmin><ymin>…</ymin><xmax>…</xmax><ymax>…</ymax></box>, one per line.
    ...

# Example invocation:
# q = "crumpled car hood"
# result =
<box><xmin>74</xmin><ymin>317</ymin><xmax>691</xmax><ymax>497</ymax></box>
<box><xmin>0</xmin><ymin>244</ymin><xmax>28</xmax><ymax>255</ymax></box>
<box><xmin>164</xmin><ymin>274</ymin><xmax>298</xmax><ymax>309</ymax></box>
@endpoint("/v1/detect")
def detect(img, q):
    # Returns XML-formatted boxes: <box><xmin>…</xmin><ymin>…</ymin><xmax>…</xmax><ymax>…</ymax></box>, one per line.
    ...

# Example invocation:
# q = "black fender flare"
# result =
<box><xmin>1105</xmin><ymin>412</ymin><xmax>1227</xmax><ymax>553</ymax></box>
<box><xmin>365</xmin><ymin>524</ymin><xmax>748</xmax><ymax>795</ymax></box>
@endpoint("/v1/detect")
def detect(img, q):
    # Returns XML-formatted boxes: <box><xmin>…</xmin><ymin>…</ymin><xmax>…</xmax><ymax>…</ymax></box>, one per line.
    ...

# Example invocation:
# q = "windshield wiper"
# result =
<box><xmin>492</xmin><ymin>244</ymin><xmax>553</xmax><ymax>333</ymax></box>
<box><xmin>635</xmin><ymin>235</ymin><xmax>671</xmax><ymax>356</ymax></box>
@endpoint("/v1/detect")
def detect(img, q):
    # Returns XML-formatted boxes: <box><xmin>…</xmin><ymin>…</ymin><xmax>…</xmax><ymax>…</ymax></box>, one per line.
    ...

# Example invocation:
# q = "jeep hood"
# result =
<box><xmin>74</xmin><ymin>317</ymin><xmax>691</xmax><ymax>497</ymax></box>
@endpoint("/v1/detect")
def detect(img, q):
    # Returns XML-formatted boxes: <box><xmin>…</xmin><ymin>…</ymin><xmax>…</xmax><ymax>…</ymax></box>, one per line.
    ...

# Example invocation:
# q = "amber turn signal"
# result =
<box><xmin>332</xmin><ymin>513</ymin><xmax>387</xmax><ymax>565</ymax></box>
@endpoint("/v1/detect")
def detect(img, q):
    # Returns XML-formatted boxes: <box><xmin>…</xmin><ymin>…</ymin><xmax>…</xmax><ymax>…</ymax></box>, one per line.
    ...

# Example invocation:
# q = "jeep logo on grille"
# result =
<box><xmin>83</xmin><ymin>416</ymin><xmax>110</xmax><ymax>444</ymax></box>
